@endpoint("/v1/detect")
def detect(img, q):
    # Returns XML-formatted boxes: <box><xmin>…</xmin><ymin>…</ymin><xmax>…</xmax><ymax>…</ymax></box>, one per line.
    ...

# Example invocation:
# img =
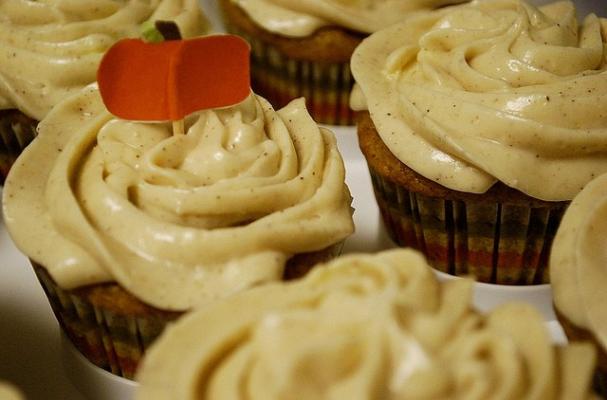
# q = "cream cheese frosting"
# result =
<box><xmin>136</xmin><ymin>249</ymin><xmax>597</xmax><ymax>399</ymax></box>
<box><xmin>232</xmin><ymin>0</ymin><xmax>469</xmax><ymax>37</ymax></box>
<box><xmin>551</xmin><ymin>171</ymin><xmax>607</xmax><ymax>352</ymax></box>
<box><xmin>0</xmin><ymin>0</ymin><xmax>208</xmax><ymax>121</ymax></box>
<box><xmin>2</xmin><ymin>85</ymin><xmax>354</xmax><ymax>311</ymax></box>
<box><xmin>351</xmin><ymin>0</ymin><xmax>607</xmax><ymax>201</ymax></box>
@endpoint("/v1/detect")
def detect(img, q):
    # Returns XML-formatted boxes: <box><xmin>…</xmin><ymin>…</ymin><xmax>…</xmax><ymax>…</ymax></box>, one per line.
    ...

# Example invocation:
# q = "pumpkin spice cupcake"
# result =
<box><xmin>551</xmin><ymin>171</ymin><xmax>607</xmax><ymax>396</ymax></box>
<box><xmin>351</xmin><ymin>0</ymin><xmax>607</xmax><ymax>284</ymax></box>
<box><xmin>0</xmin><ymin>0</ymin><xmax>208</xmax><ymax>183</ymax></box>
<box><xmin>137</xmin><ymin>249</ymin><xmax>598</xmax><ymax>399</ymax></box>
<box><xmin>2</xmin><ymin>85</ymin><xmax>354</xmax><ymax>378</ymax></box>
<box><xmin>219</xmin><ymin>0</ymin><xmax>469</xmax><ymax>126</ymax></box>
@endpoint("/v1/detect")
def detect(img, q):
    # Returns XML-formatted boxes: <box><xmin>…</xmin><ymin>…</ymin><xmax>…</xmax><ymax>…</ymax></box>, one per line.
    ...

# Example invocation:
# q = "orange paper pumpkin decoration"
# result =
<box><xmin>97</xmin><ymin>35</ymin><xmax>251</xmax><ymax>121</ymax></box>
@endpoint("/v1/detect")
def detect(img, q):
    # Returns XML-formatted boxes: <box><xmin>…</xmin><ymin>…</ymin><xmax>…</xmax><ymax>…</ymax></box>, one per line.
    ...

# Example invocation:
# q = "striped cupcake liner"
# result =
<box><xmin>30</xmin><ymin>242</ymin><xmax>343</xmax><ymax>378</ymax></box>
<box><xmin>0</xmin><ymin>110</ymin><xmax>37</xmax><ymax>184</ymax></box>
<box><xmin>224</xmin><ymin>26</ymin><xmax>355</xmax><ymax>126</ymax></box>
<box><xmin>33</xmin><ymin>264</ymin><xmax>180</xmax><ymax>379</ymax></box>
<box><xmin>369</xmin><ymin>168</ymin><xmax>566</xmax><ymax>285</ymax></box>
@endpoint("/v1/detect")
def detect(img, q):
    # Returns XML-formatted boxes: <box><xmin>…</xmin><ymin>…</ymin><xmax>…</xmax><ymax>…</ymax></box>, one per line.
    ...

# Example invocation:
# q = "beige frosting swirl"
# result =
<box><xmin>551</xmin><ymin>172</ymin><xmax>607</xmax><ymax>352</ymax></box>
<box><xmin>0</xmin><ymin>0</ymin><xmax>208</xmax><ymax>121</ymax></box>
<box><xmin>2</xmin><ymin>86</ymin><xmax>354</xmax><ymax>310</ymax></box>
<box><xmin>136</xmin><ymin>249</ymin><xmax>596</xmax><ymax>399</ymax></box>
<box><xmin>232</xmin><ymin>0</ymin><xmax>469</xmax><ymax>37</ymax></box>
<box><xmin>351</xmin><ymin>0</ymin><xmax>607</xmax><ymax>201</ymax></box>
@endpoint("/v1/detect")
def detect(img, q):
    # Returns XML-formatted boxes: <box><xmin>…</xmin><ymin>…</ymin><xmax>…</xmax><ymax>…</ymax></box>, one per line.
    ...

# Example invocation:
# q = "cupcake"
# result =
<box><xmin>2</xmin><ymin>85</ymin><xmax>354</xmax><ymax>378</ymax></box>
<box><xmin>219</xmin><ymin>0</ymin><xmax>469</xmax><ymax>126</ymax></box>
<box><xmin>351</xmin><ymin>0</ymin><xmax>607</xmax><ymax>285</ymax></box>
<box><xmin>137</xmin><ymin>249</ymin><xmax>597</xmax><ymax>399</ymax></box>
<box><xmin>0</xmin><ymin>0</ymin><xmax>208</xmax><ymax>183</ymax></box>
<box><xmin>551</xmin><ymin>172</ymin><xmax>607</xmax><ymax>396</ymax></box>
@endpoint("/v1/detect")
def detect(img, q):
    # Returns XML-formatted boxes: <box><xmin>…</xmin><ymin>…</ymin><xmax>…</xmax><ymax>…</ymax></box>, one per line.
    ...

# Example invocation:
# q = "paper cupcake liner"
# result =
<box><xmin>369</xmin><ymin>168</ymin><xmax>566</xmax><ymax>285</ymax></box>
<box><xmin>33</xmin><ymin>263</ymin><xmax>179</xmax><ymax>379</ymax></box>
<box><xmin>30</xmin><ymin>242</ymin><xmax>343</xmax><ymax>378</ymax></box>
<box><xmin>223</xmin><ymin>25</ymin><xmax>355</xmax><ymax>126</ymax></box>
<box><xmin>0</xmin><ymin>110</ymin><xmax>38</xmax><ymax>184</ymax></box>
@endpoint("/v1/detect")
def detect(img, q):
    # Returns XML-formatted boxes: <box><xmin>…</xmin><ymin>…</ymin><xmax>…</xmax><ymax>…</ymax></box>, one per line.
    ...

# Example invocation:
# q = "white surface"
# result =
<box><xmin>1</xmin><ymin>0</ymin><xmax>602</xmax><ymax>397</ymax></box>
<box><xmin>0</xmin><ymin>195</ymin><xmax>86</xmax><ymax>400</ymax></box>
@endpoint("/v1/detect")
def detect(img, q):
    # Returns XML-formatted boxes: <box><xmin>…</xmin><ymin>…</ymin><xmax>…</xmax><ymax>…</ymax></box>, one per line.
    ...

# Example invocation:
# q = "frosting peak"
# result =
<box><xmin>351</xmin><ymin>0</ymin><xmax>607</xmax><ymax>200</ymax></box>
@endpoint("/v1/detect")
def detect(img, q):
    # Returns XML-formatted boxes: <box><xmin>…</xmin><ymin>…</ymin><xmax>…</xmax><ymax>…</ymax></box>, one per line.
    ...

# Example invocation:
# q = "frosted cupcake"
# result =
<box><xmin>2</xmin><ymin>85</ymin><xmax>354</xmax><ymax>378</ymax></box>
<box><xmin>351</xmin><ymin>0</ymin><xmax>607</xmax><ymax>284</ymax></box>
<box><xmin>219</xmin><ymin>0</ymin><xmax>469</xmax><ymax>126</ymax></box>
<box><xmin>0</xmin><ymin>0</ymin><xmax>208</xmax><ymax>182</ymax></box>
<box><xmin>137</xmin><ymin>249</ymin><xmax>597</xmax><ymax>399</ymax></box>
<box><xmin>551</xmin><ymin>172</ymin><xmax>607</xmax><ymax>396</ymax></box>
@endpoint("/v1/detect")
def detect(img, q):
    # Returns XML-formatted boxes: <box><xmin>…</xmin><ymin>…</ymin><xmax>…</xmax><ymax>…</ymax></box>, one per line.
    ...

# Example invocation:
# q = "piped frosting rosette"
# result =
<box><xmin>0</xmin><ymin>0</ymin><xmax>207</xmax><ymax>120</ymax></box>
<box><xmin>551</xmin><ymin>172</ymin><xmax>607</xmax><ymax>360</ymax></box>
<box><xmin>136</xmin><ymin>249</ymin><xmax>596</xmax><ymax>399</ymax></box>
<box><xmin>234</xmin><ymin>0</ymin><xmax>469</xmax><ymax>37</ymax></box>
<box><xmin>351</xmin><ymin>0</ymin><xmax>607</xmax><ymax>201</ymax></box>
<box><xmin>2</xmin><ymin>85</ymin><xmax>354</xmax><ymax>311</ymax></box>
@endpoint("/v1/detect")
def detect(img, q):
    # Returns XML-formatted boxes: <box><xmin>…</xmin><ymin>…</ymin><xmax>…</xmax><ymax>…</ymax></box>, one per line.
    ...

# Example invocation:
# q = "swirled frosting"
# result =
<box><xmin>136</xmin><ymin>249</ymin><xmax>596</xmax><ymax>399</ymax></box>
<box><xmin>0</xmin><ymin>0</ymin><xmax>208</xmax><ymax>121</ymax></box>
<box><xmin>551</xmin><ymin>172</ymin><xmax>607</xmax><ymax>352</ymax></box>
<box><xmin>231</xmin><ymin>0</ymin><xmax>469</xmax><ymax>37</ymax></box>
<box><xmin>2</xmin><ymin>86</ymin><xmax>354</xmax><ymax>310</ymax></box>
<box><xmin>351</xmin><ymin>0</ymin><xmax>607</xmax><ymax>201</ymax></box>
